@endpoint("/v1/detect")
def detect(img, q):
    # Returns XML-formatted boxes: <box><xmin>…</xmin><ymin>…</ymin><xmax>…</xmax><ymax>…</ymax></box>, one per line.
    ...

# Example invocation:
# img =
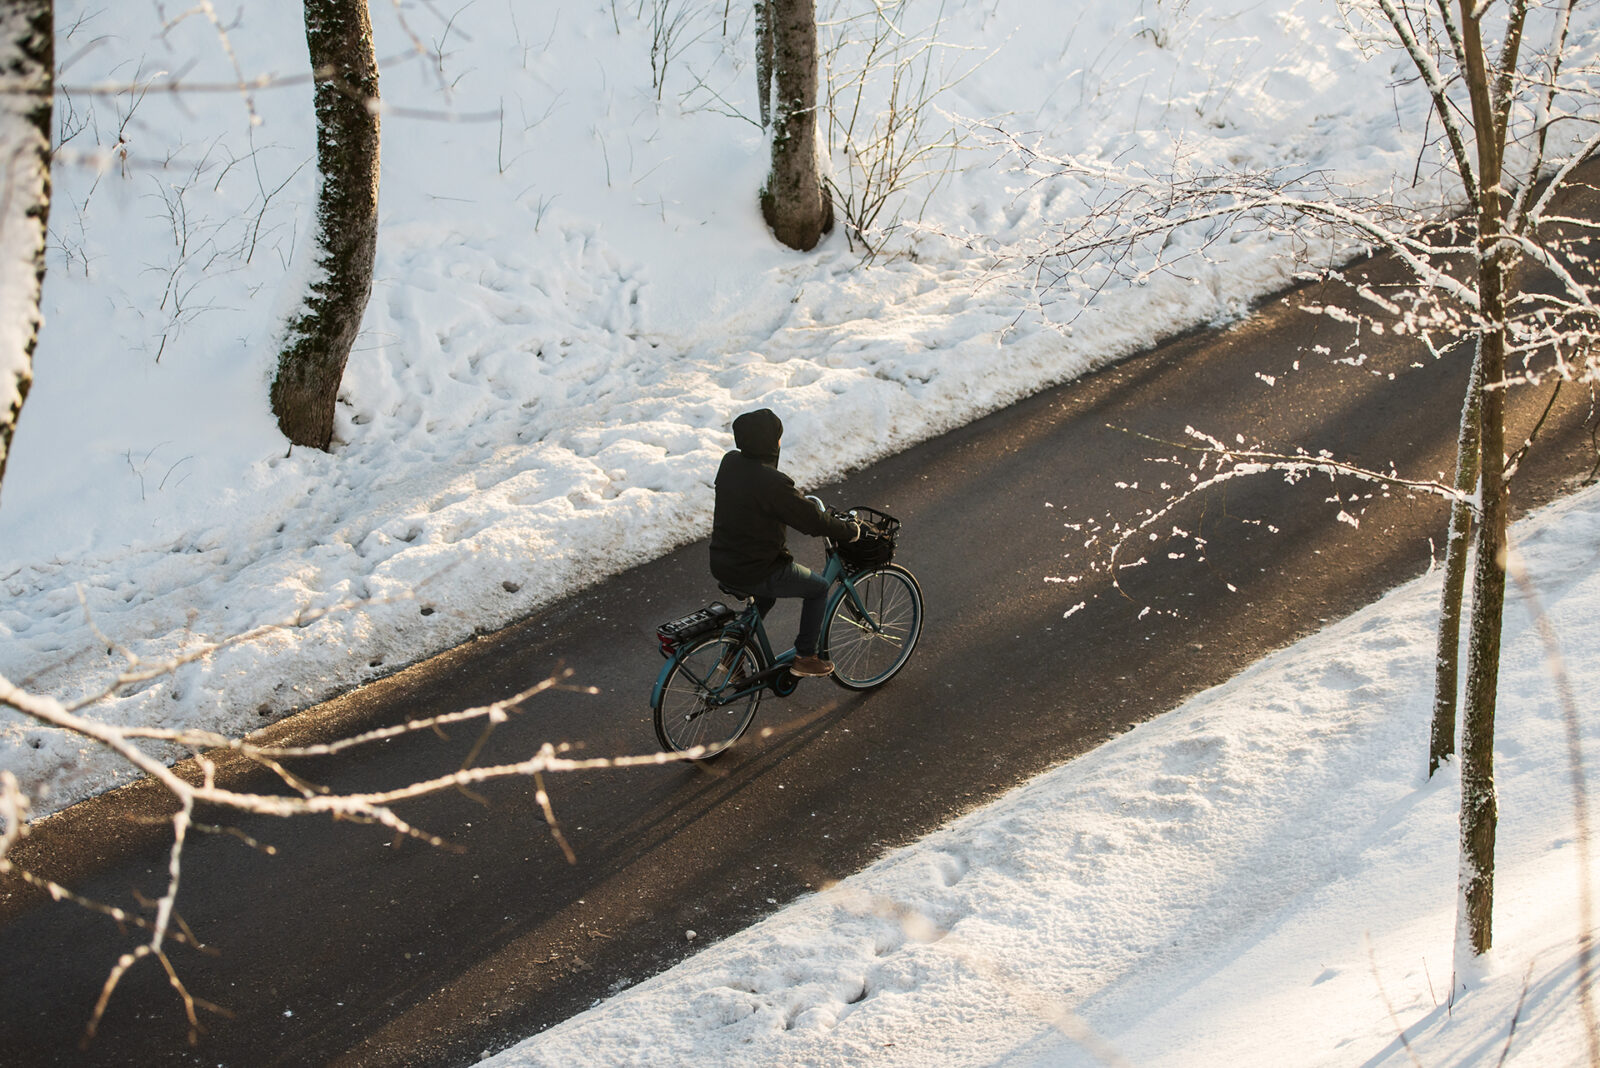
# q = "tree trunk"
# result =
<box><xmin>271</xmin><ymin>0</ymin><xmax>381</xmax><ymax>451</ymax></box>
<box><xmin>1455</xmin><ymin>0</ymin><xmax>1512</xmax><ymax>963</ymax></box>
<box><xmin>1458</xmin><ymin>263</ymin><xmax>1507</xmax><ymax>960</ymax></box>
<box><xmin>760</xmin><ymin>0</ymin><xmax>832</xmax><ymax>251</ymax></box>
<box><xmin>1429</xmin><ymin>347</ymin><xmax>1481</xmax><ymax>776</ymax></box>
<box><xmin>754</xmin><ymin>1</ymin><xmax>775</xmax><ymax>131</ymax></box>
<box><xmin>0</xmin><ymin>0</ymin><xmax>52</xmax><ymax>503</ymax></box>
<box><xmin>1459</xmin><ymin>283</ymin><xmax>1506</xmax><ymax>960</ymax></box>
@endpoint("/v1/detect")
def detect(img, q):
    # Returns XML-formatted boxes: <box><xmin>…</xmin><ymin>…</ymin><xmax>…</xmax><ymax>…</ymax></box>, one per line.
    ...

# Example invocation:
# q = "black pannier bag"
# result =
<box><xmin>835</xmin><ymin>506</ymin><xmax>899</xmax><ymax>572</ymax></box>
<box><xmin>656</xmin><ymin>601</ymin><xmax>738</xmax><ymax>657</ymax></box>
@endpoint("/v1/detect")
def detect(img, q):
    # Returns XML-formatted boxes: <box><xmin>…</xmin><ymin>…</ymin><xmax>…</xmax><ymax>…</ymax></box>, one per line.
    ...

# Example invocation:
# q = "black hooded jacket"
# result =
<box><xmin>709</xmin><ymin>409</ymin><xmax>856</xmax><ymax>588</ymax></box>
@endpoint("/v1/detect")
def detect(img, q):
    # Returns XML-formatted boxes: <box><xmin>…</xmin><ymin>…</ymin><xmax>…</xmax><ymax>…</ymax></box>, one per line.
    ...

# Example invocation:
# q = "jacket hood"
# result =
<box><xmin>732</xmin><ymin>408</ymin><xmax>783</xmax><ymax>466</ymax></box>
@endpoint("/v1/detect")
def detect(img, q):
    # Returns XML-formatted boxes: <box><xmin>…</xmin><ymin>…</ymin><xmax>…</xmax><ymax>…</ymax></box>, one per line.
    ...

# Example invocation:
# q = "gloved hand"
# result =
<box><xmin>847</xmin><ymin>520</ymin><xmax>863</xmax><ymax>543</ymax></box>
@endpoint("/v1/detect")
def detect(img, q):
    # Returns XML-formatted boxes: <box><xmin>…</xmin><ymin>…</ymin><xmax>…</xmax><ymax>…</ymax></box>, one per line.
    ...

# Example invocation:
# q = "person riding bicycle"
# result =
<box><xmin>710</xmin><ymin>408</ymin><xmax>861</xmax><ymax>677</ymax></box>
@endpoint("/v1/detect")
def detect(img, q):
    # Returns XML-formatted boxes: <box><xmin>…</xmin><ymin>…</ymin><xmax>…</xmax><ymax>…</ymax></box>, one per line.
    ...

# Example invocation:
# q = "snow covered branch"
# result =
<box><xmin>1082</xmin><ymin>425</ymin><xmax>1465</xmax><ymax>605</ymax></box>
<box><xmin>0</xmin><ymin>618</ymin><xmax>714</xmax><ymax>1046</ymax></box>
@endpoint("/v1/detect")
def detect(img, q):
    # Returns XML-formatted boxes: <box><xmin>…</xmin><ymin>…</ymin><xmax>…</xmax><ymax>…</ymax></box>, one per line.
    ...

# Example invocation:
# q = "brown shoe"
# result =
<box><xmin>789</xmin><ymin>655</ymin><xmax>834</xmax><ymax>677</ymax></box>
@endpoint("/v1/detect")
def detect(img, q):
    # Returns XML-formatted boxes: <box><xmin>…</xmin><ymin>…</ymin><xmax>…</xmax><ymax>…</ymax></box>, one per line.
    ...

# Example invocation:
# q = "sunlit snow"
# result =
<box><xmin>0</xmin><ymin>1</ymin><xmax>1595</xmax><ymax>1065</ymax></box>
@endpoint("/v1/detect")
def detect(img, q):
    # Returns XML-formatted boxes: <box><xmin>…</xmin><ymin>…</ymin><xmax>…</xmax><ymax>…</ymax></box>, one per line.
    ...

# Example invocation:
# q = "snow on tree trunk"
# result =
<box><xmin>1458</xmin><ymin>264</ymin><xmax>1508</xmax><ymax>962</ymax></box>
<box><xmin>1454</xmin><ymin>0</ymin><xmax>1516</xmax><ymax>965</ymax></box>
<box><xmin>760</xmin><ymin>0</ymin><xmax>832</xmax><ymax>252</ymax></box>
<box><xmin>1430</xmin><ymin>350</ymin><xmax>1481</xmax><ymax>777</ymax></box>
<box><xmin>270</xmin><ymin>0</ymin><xmax>380</xmax><ymax>451</ymax></box>
<box><xmin>0</xmin><ymin>0</ymin><xmax>51</xmax><ymax>502</ymax></box>
<box><xmin>754</xmin><ymin>0</ymin><xmax>775</xmax><ymax>131</ymax></box>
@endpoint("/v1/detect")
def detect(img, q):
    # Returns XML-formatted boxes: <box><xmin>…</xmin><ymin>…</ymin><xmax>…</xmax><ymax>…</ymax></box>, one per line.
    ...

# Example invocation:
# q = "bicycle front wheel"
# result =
<box><xmin>653</xmin><ymin>634</ymin><xmax>763</xmax><ymax>757</ymax></box>
<box><xmin>822</xmin><ymin>565</ymin><xmax>924</xmax><ymax>690</ymax></box>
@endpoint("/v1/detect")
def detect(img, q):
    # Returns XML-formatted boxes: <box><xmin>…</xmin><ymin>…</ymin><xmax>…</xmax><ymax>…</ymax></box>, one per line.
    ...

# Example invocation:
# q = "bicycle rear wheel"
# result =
<box><xmin>822</xmin><ymin>565</ymin><xmax>924</xmax><ymax>690</ymax></box>
<box><xmin>653</xmin><ymin>634</ymin><xmax>763</xmax><ymax>757</ymax></box>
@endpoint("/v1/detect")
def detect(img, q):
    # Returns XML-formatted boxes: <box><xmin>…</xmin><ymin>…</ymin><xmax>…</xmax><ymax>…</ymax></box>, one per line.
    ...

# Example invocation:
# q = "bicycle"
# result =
<box><xmin>650</xmin><ymin>502</ymin><xmax>924</xmax><ymax>758</ymax></box>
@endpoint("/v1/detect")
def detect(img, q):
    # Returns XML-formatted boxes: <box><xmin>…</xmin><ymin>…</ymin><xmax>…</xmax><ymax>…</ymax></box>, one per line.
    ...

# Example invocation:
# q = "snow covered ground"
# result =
<box><xmin>481</xmin><ymin>480</ymin><xmax>1600</xmax><ymax>1068</ymax></box>
<box><xmin>1</xmin><ymin>1</ymin><xmax>1597</xmax><ymax>1063</ymax></box>
<box><xmin>14</xmin><ymin>0</ymin><xmax>1598</xmax><ymax>812</ymax></box>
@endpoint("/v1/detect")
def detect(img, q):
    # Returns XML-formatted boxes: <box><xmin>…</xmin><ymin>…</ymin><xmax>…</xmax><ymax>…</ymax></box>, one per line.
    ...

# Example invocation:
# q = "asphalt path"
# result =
<box><xmin>3</xmin><ymin>211</ymin><xmax>1599</xmax><ymax>1065</ymax></box>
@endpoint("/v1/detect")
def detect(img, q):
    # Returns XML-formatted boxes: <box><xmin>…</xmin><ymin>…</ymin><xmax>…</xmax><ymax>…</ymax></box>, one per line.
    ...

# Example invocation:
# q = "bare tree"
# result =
<box><xmin>270</xmin><ymin>0</ymin><xmax>381</xmax><ymax>451</ymax></box>
<box><xmin>757</xmin><ymin>0</ymin><xmax>833</xmax><ymax>251</ymax></box>
<box><xmin>0</xmin><ymin>0</ymin><xmax>52</xmax><ymax>502</ymax></box>
<box><xmin>984</xmin><ymin>0</ymin><xmax>1600</xmax><ymax>971</ymax></box>
<box><xmin>1443</xmin><ymin>0</ymin><xmax>1522</xmax><ymax>963</ymax></box>
<box><xmin>1363</xmin><ymin>0</ymin><xmax>1596</xmax><ymax>965</ymax></box>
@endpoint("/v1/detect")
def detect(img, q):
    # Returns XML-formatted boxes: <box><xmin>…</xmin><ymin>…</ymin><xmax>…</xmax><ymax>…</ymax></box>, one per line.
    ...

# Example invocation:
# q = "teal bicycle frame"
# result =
<box><xmin>650</xmin><ymin>545</ymin><xmax>878</xmax><ymax>710</ymax></box>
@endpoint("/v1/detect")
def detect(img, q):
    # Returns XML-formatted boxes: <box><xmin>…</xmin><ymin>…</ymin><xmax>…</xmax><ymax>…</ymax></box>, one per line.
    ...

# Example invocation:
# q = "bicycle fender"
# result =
<box><xmin>650</xmin><ymin>656</ymin><xmax>677</xmax><ymax>708</ymax></box>
<box><xmin>825</xmin><ymin>573</ymin><xmax>862</xmax><ymax>620</ymax></box>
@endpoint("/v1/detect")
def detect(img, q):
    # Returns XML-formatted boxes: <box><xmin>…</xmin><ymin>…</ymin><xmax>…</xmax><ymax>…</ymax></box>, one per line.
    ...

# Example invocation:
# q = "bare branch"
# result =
<box><xmin>1375</xmin><ymin>0</ymin><xmax>1478</xmax><ymax>195</ymax></box>
<box><xmin>1080</xmin><ymin>424</ymin><xmax>1464</xmax><ymax>604</ymax></box>
<box><xmin>0</xmin><ymin>630</ymin><xmax>727</xmax><ymax>1045</ymax></box>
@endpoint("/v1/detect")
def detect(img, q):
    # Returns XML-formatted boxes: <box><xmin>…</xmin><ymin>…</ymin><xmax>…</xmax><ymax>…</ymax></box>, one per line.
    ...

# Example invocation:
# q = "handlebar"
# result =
<box><xmin>806</xmin><ymin>494</ymin><xmax>860</xmax><ymax>536</ymax></box>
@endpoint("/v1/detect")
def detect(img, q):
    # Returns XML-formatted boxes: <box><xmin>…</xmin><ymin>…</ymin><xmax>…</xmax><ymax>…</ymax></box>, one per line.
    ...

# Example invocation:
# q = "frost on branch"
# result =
<box><xmin>0</xmin><ymin>607</ymin><xmax>711</xmax><ymax>1046</ymax></box>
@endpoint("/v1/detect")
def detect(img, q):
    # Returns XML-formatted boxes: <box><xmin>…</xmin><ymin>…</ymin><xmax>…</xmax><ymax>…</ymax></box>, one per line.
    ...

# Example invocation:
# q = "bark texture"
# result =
<box><xmin>271</xmin><ymin>0</ymin><xmax>381</xmax><ymax>450</ymax></box>
<box><xmin>760</xmin><ymin>0</ymin><xmax>832</xmax><ymax>251</ymax></box>
<box><xmin>1455</xmin><ymin>0</ymin><xmax>1516</xmax><ymax>959</ymax></box>
<box><xmin>0</xmin><ymin>0</ymin><xmax>52</xmax><ymax>502</ymax></box>
<box><xmin>1429</xmin><ymin>354</ymin><xmax>1480</xmax><ymax>776</ymax></box>
<box><xmin>754</xmin><ymin>0</ymin><xmax>775</xmax><ymax>131</ymax></box>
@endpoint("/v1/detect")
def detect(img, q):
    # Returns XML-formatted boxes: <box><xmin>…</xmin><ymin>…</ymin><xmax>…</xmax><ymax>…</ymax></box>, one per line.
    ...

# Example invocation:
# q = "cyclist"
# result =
<box><xmin>710</xmin><ymin>408</ymin><xmax>861</xmax><ymax>677</ymax></box>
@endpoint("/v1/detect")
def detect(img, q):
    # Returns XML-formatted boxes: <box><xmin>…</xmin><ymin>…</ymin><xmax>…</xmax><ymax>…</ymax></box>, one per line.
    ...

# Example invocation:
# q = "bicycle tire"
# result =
<box><xmin>821</xmin><ymin>564</ymin><xmax>924</xmax><ymax>690</ymax></box>
<box><xmin>653</xmin><ymin>634</ymin><xmax>763</xmax><ymax>757</ymax></box>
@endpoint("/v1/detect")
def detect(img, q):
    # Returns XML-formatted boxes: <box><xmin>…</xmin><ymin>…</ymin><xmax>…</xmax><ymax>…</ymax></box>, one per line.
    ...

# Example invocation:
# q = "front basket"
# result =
<box><xmin>836</xmin><ymin>506</ymin><xmax>899</xmax><ymax>571</ymax></box>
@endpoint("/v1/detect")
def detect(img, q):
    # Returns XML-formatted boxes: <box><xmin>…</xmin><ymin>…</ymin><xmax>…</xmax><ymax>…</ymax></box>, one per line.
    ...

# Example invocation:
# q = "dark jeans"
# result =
<box><xmin>747</xmin><ymin>560</ymin><xmax>829</xmax><ymax>657</ymax></box>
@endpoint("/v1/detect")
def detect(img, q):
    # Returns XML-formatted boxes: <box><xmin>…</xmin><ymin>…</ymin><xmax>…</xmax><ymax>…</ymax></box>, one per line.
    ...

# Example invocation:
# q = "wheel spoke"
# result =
<box><xmin>654</xmin><ymin>636</ymin><xmax>763</xmax><ymax>755</ymax></box>
<box><xmin>824</xmin><ymin>568</ymin><xmax>922</xmax><ymax>690</ymax></box>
